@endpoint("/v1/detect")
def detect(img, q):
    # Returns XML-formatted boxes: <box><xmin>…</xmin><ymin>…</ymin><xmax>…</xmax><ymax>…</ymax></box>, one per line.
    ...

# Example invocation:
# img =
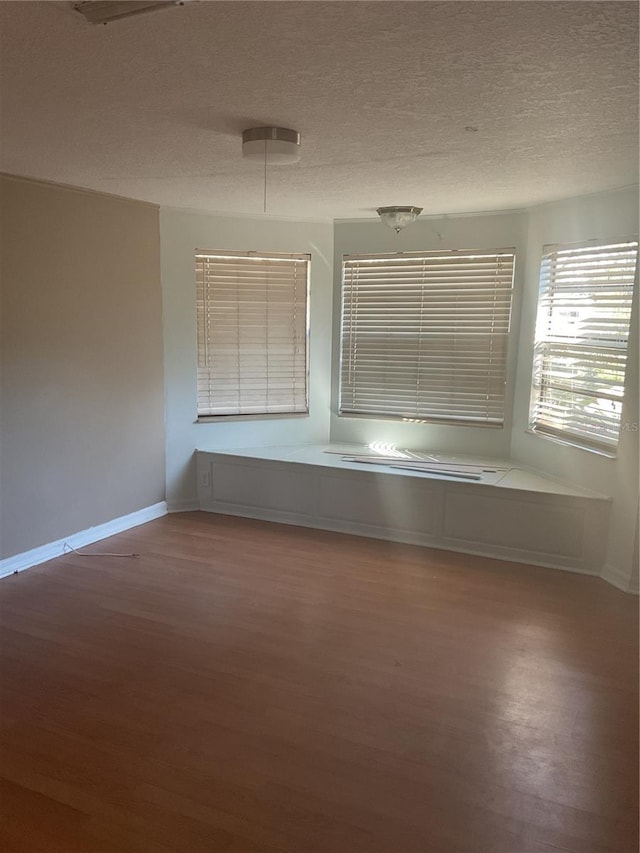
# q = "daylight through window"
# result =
<box><xmin>529</xmin><ymin>240</ymin><xmax>637</xmax><ymax>453</ymax></box>
<box><xmin>339</xmin><ymin>249</ymin><xmax>516</xmax><ymax>426</ymax></box>
<box><xmin>196</xmin><ymin>251</ymin><xmax>309</xmax><ymax>418</ymax></box>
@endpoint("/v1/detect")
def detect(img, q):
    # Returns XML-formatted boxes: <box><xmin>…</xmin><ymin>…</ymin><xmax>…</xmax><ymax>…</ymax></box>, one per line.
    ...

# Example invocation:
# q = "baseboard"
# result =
<box><xmin>601</xmin><ymin>563</ymin><xmax>639</xmax><ymax>595</ymax></box>
<box><xmin>199</xmin><ymin>504</ymin><xmax>600</xmax><ymax>580</ymax></box>
<box><xmin>0</xmin><ymin>501</ymin><xmax>167</xmax><ymax>579</ymax></box>
<box><xmin>167</xmin><ymin>500</ymin><xmax>200</xmax><ymax>513</ymax></box>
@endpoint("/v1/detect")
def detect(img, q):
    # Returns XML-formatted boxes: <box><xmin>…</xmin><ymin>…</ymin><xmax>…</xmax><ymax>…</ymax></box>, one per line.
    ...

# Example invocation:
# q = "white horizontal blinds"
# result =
<box><xmin>196</xmin><ymin>251</ymin><xmax>309</xmax><ymax>417</ymax></box>
<box><xmin>340</xmin><ymin>249</ymin><xmax>515</xmax><ymax>425</ymax></box>
<box><xmin>530</xmin><ymin>240</ymin><xmax>637</xmax><ymax>451</ymax></box>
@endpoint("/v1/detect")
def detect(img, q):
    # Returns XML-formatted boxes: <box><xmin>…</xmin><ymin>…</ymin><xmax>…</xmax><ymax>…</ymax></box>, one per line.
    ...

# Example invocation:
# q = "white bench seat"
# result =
<box><xmin>196</xmin><ymin>443</ymin><xmax>610</xmax><ymax>577</ymax></box>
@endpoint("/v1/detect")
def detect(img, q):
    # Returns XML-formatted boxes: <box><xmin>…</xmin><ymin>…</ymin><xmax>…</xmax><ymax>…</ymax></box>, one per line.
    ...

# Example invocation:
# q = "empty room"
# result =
<box><xmin>0</xmin><ymin>2</ymin><xmax>638</xmax><ymax>851</ymax></box>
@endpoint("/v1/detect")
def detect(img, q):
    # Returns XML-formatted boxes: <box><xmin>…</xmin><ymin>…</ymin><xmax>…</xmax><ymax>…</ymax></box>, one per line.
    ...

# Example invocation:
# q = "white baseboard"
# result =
<box><xmin>601</xmin><ymin>563</ymin><xmax>639</xmax><ymax>595</ymax></box>
<box><xmin>199</xmin><ymin>504</ymin><xmax>601</xmax><ymax>580</ymax></box>
<box><xmin>0</xmin><ymin>501</ymin><xmax>167</xmax><ymax>579</ymax></box>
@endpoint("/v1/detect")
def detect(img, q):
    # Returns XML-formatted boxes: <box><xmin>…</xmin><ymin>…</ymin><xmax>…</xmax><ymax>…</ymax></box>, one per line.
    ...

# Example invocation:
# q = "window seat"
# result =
<box><xmin>196</xmin><ymin>443</ymin><xmax>610</xmax><ymax>577</ymax></box>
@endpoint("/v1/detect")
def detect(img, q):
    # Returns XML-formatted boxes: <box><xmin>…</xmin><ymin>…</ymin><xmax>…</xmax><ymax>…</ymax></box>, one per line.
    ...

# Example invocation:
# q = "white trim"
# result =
<box><xmin>601</xmin><ymin>563</ymin><xmax>639</xmax><ymax>595</ymax></box>
<box><xmin>199</xmin><ymin>504</ymin><xmax>600</xmax><ymax>579</ymax></box>
<box><xmin>0</xmin><ymin>501</ymin><xmax>167</xmax><ymax>579</ymax></box>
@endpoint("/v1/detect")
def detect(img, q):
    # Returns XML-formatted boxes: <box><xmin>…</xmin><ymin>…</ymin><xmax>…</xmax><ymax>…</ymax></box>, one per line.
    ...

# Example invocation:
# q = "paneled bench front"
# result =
<box><xmin>196</xmin><ymin>444</ymin><xmax>610</xmax><ymax>577</ymax></box>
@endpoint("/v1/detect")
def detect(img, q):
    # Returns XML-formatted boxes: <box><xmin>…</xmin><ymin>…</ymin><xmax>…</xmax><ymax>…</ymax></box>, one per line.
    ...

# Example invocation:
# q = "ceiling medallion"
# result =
<box><xmin>242</xmin><ymin>127</ymin><xmax>301</xmax><ymax>213</ymax></box>
<box><xmin>242</xmin><ymin>127</ymin><xmax>301</xmax><ymax>164</ymax></box>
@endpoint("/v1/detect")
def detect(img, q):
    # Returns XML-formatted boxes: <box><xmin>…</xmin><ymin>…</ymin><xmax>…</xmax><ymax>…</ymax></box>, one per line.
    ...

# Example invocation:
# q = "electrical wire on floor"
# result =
<box><xmin>62</xmin><ymin>542</ymin><xmax>139</xmax><ymax>558</ymax></box>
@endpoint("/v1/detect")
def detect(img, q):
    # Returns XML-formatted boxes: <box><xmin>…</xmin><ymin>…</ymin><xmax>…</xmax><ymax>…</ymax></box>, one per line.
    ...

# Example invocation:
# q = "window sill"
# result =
<box><xmin>337</xmin><ymin>411</ymin><xmax>504</xmax><ymax>429</ymax></box>
<box><xmin>525</xmin><ymin>428</ymin><xmax>618</xmax><ymax>459</ymax></box>
<box><xmin>195</xmin><ymin>411</ymin><xmax>309</xmax><ymax>424</ymax></box>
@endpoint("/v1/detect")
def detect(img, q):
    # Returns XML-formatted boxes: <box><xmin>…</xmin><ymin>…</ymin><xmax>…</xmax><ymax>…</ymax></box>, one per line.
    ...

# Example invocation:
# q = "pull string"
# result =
<box><xmin>263</xmin><ymin>139</ymin><xmax>268</xmax><ymax>213</ymax></box>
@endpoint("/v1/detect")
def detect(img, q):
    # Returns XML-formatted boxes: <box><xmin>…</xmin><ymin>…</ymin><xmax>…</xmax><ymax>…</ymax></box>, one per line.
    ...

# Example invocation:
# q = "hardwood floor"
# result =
<box><xmin>0</xmin><ymin>511</ymin><xmax>637</xmax><ymax>853</ymax></box>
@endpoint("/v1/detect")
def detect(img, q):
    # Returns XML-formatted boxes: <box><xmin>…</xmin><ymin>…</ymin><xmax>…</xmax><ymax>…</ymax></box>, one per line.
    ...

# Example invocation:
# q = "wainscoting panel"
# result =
<box><xmin>443</xmin><ymin>489</ymin><xmax>585</xmax><ymax>557</ymax></box>
<box><xmin>316</xmin><ymin>469</ymin><xmax>442</xmax><ymax>535</ymax></box>
<box><xmin>197</xmin><ymin>451</ymin><xmax>611</xmax><ymax>577</ymax></box>
<box><xmin>210</xmin><ymin>460</ymin><xmax>315</xmax><ymax>517</ymax></box>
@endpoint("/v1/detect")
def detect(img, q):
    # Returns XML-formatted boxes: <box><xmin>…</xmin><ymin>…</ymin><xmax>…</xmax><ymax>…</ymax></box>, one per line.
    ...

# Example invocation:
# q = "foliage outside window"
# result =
<box><xmin>529</xmin><ymin>240</ymin><xmax>637</xmax><ymax>453</ymax></box>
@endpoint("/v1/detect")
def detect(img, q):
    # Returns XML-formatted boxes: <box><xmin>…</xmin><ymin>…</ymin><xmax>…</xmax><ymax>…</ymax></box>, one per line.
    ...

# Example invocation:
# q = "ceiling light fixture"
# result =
<box><xmin>376</xmin><ymin>206</ymin><xmax>423</xmax><ymax>234</ymax></box>
<box><xmin>74</xmin><ymin>1</ymin><xmax>186</xmax><ymax>25</ymax></box>
<box><xmin>242</xmin><ymin>127</ymin><xmax>301</xmax><ymax>214</ymax></box>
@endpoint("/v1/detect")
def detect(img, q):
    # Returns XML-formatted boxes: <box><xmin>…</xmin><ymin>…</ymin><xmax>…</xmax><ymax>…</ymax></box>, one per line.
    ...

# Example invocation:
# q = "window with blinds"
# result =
<box><xmin>529</xmin><ymin>240</ymin><xmax>637</xmax><ymax>453</ymax></box>
<box><xmin>339</xmin><ymin>249</ymin><xmax>516</xmax><ymax>426</ymax></box>
<box><xmin>196</xmin><ymin>251</ymin><xmax>309</xmax><ymax>418</ymax></box>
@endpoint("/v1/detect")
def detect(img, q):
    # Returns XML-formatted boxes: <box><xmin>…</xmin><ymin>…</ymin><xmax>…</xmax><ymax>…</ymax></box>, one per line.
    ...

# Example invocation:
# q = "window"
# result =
<box><xmin>339</xmin><ymin>249</ymin><xmax>516</xmax><ymax>426</ymax></box>
<box><xmin>196</xmin><ymin>250</ymin><xmax>309</xmax><ymax>418</ymax></box>
<box><xmin>529</xmin><ymin>240</ymin><xmax>637</xmax><ymax>454</ymax></box>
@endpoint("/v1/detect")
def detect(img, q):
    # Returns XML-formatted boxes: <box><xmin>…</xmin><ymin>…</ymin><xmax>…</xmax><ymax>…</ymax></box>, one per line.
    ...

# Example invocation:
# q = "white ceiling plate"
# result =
<box><xmin>0</xmin><ymin>1</ymin><xmax>637</xmax><ymax>218</ymax></box>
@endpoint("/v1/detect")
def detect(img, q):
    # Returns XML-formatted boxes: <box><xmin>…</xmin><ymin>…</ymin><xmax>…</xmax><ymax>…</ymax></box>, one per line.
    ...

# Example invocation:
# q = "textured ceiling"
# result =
<box><xmin>0</xmin><ymin>1</ymin><xmax>637</xmax><ymax>219</ymax></box>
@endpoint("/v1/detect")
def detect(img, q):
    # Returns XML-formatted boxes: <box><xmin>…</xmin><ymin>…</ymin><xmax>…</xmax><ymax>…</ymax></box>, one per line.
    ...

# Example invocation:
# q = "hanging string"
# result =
<box><xmin>263</xmin><ymin>139</ymin><xmax>268</xmax><ymax>213</ymax></box>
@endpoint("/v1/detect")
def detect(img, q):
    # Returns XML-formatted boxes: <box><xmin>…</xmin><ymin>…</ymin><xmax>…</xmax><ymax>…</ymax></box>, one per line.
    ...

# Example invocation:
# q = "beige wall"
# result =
<box><xmin>0</xmin><ymin>175</ymin><xmax>166</xmax><ymax>559</ymax></box>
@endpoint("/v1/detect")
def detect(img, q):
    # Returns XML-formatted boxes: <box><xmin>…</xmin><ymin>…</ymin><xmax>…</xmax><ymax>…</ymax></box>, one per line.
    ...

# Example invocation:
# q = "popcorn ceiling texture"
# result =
<box><xmin>0</xmin><ymin>1</ymin><xmax>637</xmax><ymax>218</ymax></box>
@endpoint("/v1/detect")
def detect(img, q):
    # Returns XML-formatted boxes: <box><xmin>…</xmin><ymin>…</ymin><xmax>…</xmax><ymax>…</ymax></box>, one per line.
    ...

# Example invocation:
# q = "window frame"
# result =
<box><xmin>527</xmin><ymin>238</ymin><xmax>638</xmax><ymax>456</ymax></box>
<box><xmin>195</xmin><ymin>249</ymin><xmax>311</xmax><ymax>421</ymax></box>
<box><xmin>338</xmin><ymin>247</ymin><xmax>517</xmax><ymax>428</ymax></box>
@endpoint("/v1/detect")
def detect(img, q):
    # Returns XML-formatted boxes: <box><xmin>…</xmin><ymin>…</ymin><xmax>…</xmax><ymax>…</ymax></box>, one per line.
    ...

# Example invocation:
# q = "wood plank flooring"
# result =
<box><xmin>0</xmin><ymin>511</ymin><xmax>637</xmax><ymax>853</ymax></box>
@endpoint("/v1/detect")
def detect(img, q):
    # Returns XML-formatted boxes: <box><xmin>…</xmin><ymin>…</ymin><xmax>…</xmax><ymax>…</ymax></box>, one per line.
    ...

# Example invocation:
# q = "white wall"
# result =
<box><xmin>161</xmin><ymin>193</ymin><xmax>637</xmax><ymax>589</ymax></box>
<box><xmin>332</xmin><ymin>193</ymin><xmax>638</xmax><ymax>589</ymax></box>
<box><xmin>160</xmin><ymin>209</ymin><xmax>333</xmax><ymax>510</ymax></box>
<box><xmin>511</xmin><ymin>187</ymin><xmax>639</xmax><ymax>591</ymax></box>
<box><xmin>331</xmin><ymin>211</ymin><xmax>529</xmax><ymax>456</ymax></box>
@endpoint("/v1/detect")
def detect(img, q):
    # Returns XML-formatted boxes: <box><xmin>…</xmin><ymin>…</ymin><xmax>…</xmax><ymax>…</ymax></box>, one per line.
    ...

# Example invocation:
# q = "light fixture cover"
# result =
<box><xmin>377</xmin><ymin>206</ymin><xmax>423</xmax><ymax>233</ymax></box>
<box><xmin>242</xmin><ymin>127</ymin><xmax>301</xmax><ymax>164</ymax></box>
